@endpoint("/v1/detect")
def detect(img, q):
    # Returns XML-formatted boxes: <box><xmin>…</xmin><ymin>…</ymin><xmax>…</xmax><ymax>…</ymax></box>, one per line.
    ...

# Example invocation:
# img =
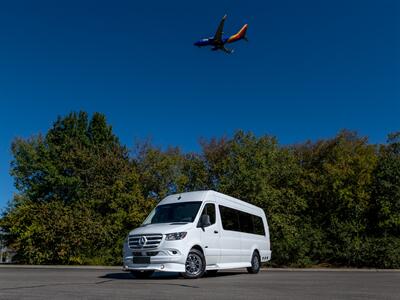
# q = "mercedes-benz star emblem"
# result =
<box><xmin>138</xmin><ymin>236</ymin><xmax>147</xmax><ymax>247</ymax></box>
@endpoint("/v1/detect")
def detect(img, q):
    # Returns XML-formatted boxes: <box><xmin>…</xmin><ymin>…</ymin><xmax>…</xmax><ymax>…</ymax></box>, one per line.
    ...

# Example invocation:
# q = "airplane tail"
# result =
<box><xmin>238</xmin><ymin>24</ymin><xmax>248</xmax><ymax>39</ymax></box>
<box><xmin>226</xmin><ymin>24</ymin><xmax>248</xmax><ymax>44</ymax></box>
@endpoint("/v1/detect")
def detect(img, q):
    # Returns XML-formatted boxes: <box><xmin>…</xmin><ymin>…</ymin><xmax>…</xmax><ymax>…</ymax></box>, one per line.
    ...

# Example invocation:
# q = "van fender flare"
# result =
<box><xmin>189</xmin><ymin>240</ymin><xmax>204</xmax><ymax>254</ymax></box>
<box><xmin>248</xmin><ymin>245</ymin><xmax>260</xmax><ymax>263</ymax></box>
<box><xmin>185</xmin><ymin>239</ymin><xmax>204</xmax><ymax>255</ymax></box>
<box><xmin>190</xmin><ymin>244</ymin><xmax>205</xmax><ymax>254</ymax></box>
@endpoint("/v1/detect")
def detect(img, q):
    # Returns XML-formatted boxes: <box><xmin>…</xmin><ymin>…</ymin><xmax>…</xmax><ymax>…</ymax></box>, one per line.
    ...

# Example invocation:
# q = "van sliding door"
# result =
<box><xmin>218</xmin><ymin>205</ymin><xmax>242</xmax><ymax>264</ymax></box>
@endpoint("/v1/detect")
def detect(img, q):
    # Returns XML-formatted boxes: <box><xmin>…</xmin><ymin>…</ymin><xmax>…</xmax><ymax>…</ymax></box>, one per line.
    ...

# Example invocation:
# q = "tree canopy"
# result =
<box><xmin>1</xmin><ymin>112</ymin><xmax>399</xmax><ymax>267</ymax></box>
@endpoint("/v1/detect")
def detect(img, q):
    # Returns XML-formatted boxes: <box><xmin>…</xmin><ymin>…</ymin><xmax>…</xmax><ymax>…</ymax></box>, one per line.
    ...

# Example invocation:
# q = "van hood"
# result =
<box><xmin>129</xmin><ymin>223</ymin><xmax>193</xmax><ymax>236</ymax></box>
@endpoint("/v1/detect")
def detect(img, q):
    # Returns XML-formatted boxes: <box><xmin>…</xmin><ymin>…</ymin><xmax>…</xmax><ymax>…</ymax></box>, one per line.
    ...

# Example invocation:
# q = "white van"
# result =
<box><xmin>123</xmin><ymin>190</ymin><xmax>271</xmax><ymax>279</ymax></box>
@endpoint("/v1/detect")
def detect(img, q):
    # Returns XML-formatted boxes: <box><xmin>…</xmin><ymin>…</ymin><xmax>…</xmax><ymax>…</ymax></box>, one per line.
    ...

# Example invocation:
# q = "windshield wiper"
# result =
<box><xmin>169</xmin><ymin>222</ymin><xmax>189</xmax><ymax>225</ymax></box>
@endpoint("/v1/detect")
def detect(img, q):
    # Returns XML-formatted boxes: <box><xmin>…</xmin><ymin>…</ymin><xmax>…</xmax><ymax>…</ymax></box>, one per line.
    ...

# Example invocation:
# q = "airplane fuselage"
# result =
<box><xmin>194</xmin><ymin>36</ymin><xmax>230</xmax><ymax>47</ymax></box>
<box><xmin>194</xmin><ymin>34</ymin><xmax>245</xmax><ymax>47</ymax></box>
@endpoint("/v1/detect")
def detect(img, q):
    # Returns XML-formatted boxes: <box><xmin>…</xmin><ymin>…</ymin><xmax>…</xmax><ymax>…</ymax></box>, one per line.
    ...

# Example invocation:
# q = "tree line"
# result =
<box><xmin>1</xmin><ymin>111</ymin><xmax>399</xmax><ymax>267</ymax></box>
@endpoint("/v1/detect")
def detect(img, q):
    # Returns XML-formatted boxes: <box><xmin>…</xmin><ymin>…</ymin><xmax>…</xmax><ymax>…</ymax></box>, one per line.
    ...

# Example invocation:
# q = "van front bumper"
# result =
<box><xmin>123</xmin><ymin>240</ymin><xmax>191</xmax><ymax>273</ymax></box>
<box><xmin>123</xmin><ymin>253</ymin><xmax>186</xmax><ymax>272</ymax></box>
<box><xmin>123</xmin><ymin>261</ymin><xmax>185</xmax><ymax>272</ymax></box>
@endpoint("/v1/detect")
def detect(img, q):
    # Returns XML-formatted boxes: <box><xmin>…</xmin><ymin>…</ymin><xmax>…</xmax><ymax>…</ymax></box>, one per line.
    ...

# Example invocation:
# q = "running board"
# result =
<box><xmin>206</xmin><ymin>262</ymin><xmax>252</xmax><ymax>270</ymax></box>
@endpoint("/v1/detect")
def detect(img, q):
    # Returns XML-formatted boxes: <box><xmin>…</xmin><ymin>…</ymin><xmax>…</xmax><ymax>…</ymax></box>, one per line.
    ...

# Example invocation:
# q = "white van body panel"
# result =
<box><xmin>123</xmin><ymin>190</ymin><xmax>271</xmax><ymax>273</ymax></box>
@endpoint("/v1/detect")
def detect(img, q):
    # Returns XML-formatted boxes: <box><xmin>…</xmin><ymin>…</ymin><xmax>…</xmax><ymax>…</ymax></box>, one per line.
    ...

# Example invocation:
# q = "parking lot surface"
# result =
<box><xmin>0</xmin><ymin>267</ymin><xmax>399</xmax><ymax>299</ymax></box>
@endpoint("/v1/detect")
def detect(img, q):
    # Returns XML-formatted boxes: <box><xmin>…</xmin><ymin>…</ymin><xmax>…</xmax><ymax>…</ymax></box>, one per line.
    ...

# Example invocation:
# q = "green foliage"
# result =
<box><xmin>370</xmin><ymin>132</ymin><xmax>400</xmax><ymax>236</ymax></box>
<box><xmin>1</xmin><ymin>112</ymin><xmax>399</xmax><ymax>268</ymax></box>
<box><xmin>201</xmin><ymin>131</ymin><xmax>308</xmax><ymax>266</ymax></box>
<box><xmin>3</xmin><ymin>112</ymin><xmax>151</xmax><ymax>265</ymax></box>
<box><xmin>4</xmin><ymin>198</ymin><xmax>106</xmax><ymax>264</ymax></box>
<box><xmin>134</xmin><ymin>142</ymin><xmax>209</xmax><ymax>201</ymax></box>
<box><xmin>294</xmin><ymin>130</ymin><xmax>379</xmax><ymax>266</ymax></box>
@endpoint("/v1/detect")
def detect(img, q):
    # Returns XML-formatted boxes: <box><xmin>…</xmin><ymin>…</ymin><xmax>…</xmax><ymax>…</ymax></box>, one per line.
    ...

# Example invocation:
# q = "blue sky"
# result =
<box><xmin>0</xmin><ymin>0</ymin><xmax>399</xmax><ymax>209</ymax></box>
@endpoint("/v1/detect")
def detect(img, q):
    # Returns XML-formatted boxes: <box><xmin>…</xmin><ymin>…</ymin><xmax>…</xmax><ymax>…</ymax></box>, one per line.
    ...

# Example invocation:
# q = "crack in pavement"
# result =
<box><xmin>0</xmin><ymin>280</ymin><xmax>199</xmax><ymax>291</ymax></box>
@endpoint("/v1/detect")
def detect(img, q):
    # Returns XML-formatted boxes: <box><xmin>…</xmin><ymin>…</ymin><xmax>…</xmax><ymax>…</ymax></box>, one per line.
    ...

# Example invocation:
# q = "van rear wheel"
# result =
<box><xmin>247</xmin><ymin>251</ymin><xmax>261</xmax><ymax>274</ymax></box>
<box><xmin>181</xmin><ymin>249</ymin><xmax>206</xmax><ymax>279</ymax></box>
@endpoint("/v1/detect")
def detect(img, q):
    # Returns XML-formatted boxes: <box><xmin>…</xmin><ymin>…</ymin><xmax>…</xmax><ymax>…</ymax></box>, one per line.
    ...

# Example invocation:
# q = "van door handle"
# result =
<box><xmin>214</xmin><ymin>230</ymin><xmax>219</xmax><ymax>234</ymax></box>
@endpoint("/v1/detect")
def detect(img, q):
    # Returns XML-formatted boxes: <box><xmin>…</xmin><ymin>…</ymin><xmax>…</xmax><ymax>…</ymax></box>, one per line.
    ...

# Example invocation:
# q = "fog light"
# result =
<box><xmin>172</xmin><ymin>251</ymin><xmax>177</xmax><ymax>255</ymax></box>
<box><xmin>161</xmin><ymin>264</ymin><xmax>165</xmax><ymax>269</ymax></box>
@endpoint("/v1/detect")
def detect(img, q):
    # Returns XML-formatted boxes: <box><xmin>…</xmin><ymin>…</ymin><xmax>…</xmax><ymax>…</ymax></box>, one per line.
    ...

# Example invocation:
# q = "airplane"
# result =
<box><xmin>194</xmin><ymin>15</ymin><xmax>248</xmax><ymax>54</ymax></box>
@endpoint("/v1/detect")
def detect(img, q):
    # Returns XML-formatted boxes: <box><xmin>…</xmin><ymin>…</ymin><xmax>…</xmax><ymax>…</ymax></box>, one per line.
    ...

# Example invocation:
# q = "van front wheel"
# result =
<box><xmin>247</xmin><ymin>251</ymin><xmax>261</xmax><ymax>274</ymax></box>
<box><xmin>181</xmin><ymin>249</ymin><xmax>206</xmax><ymax>279</ymax></box>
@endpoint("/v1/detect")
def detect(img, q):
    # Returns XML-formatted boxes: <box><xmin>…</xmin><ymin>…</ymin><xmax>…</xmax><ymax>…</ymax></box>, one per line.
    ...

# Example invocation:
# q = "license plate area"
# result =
<box><xmin>132</xmin><ymin>257</ymin><xmax>150</xmax><ymax>264</ymax></box>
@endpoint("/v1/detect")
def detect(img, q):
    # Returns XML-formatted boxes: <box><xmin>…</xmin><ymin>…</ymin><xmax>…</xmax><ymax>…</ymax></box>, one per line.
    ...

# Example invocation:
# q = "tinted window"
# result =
<box><xmin>198</xmin><ymin>203</ymin><xmax>216</xmax><ymax>226</ymax></box>
<box><xmin>238</xmin><ymin>211</ymin><xmax>253</xmax><ymax>234</ymax></box>
<box><xmin>253</xmin><ymin>215</ymin><xmax>265</xmax><ymax>236</ymax></box>
<box><xmin>219</xmin><ymin>205</ymin><xmax>265</xmax><ymax>236</ymax></box>
<box><xmin>219</xmin><ymin>205</ymin><xmax>240</xmax><ymax>231</ymax></box>
<box><xmin>143</xmin><ymin>202</ymin><xmax>202</xmax><ymax>224</ymax></box>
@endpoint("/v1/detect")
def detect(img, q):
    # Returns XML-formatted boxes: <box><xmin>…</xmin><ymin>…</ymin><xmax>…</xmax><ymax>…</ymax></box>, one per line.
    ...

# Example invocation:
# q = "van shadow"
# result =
<box><xmin>100</xmin><ymin>271</ymin><xmax>245</xmax><ymax>280</ymax></box>
<box><xmin>100</xmin><ymin>272</ymin><xmax>179</xmax><ymax>280</ymax></box>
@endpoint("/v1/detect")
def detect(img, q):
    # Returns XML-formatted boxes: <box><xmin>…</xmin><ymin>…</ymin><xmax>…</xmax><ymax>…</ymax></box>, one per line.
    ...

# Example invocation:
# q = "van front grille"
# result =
<box><xmin>128</xmin><ymin>234</ymin><xmax>163</xmax><ymax>249</ymax></box>
<box><xmin>132</xmin><ymin>251</ymin><xmax>159</xmax><ymax>256</ymax></box>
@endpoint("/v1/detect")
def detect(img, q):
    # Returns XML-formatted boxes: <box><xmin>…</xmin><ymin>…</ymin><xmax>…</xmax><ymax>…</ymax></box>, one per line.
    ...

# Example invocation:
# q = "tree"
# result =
<box><xmin>202</xmin><ymin>131</ymin><xmax>309</xmax><ymax>266</ymax></box>
<box><xmin>365</xmin><ymin>132</ymin><xmax>400</xmax><ymax>268</ymax></box>
<box><xmin>134</xmin><ymin>142</ymin><xmax>209</xmax><ymax>201</ymax></box>
<box><xmin>370</xmin><ymin>132</ymin><xmax>400</xmax><ymax>236</ymax></box>
<box><xmin>2</xmin><ymin>112</ymin><xmax>149</xmax><ymax>264</ymax></box>
<box><xmin>295</xmin><ymin>130</ymin><xmax>378</xmax><ymax>266</ymax></box>
<box><xmin>2</xmin><ymin>111</ymin><xmax>399</xmax><ymax>268</ymax></box>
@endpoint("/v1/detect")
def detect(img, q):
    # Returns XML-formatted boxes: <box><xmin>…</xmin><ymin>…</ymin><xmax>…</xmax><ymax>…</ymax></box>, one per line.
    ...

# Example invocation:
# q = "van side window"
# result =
<box><xmin>200</xmin><ymin>203</ymin><xmax>216</xmax><ymax>225</ymax></box>
<box><xmin>219</xmin><ymin>205</ymin><xmax>265</xmax><ymax>236</ymax></box>
<box><xmin>253</xmin><ymin>215</ymin><xmax>265</xmax><ymax>236</ymax></box>
<box><xmin>238</xmin><ymin>211</ymin><xmax>253</xmax><ymax>233</ymax></box>
<box><xmin>219</xmin><ymin>205</ymin><xmax>240</xmax><ymax>231</ymax></box>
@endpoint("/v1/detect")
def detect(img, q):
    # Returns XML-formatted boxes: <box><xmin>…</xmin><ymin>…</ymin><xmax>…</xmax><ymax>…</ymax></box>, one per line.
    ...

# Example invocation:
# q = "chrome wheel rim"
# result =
<box><xmin>185</xmin><ymin>253</ymin><xmax>202</xmax><ymax>276</ymax></box>
<box><xmin>253</xmin><ymin>255</ymin><xmax>260</xmax><ymax>270</ymax></box>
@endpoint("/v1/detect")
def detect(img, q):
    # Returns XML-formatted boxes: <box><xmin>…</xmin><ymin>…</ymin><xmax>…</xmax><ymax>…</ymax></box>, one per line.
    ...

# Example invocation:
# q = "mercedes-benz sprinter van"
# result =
<box><xmin>123</xmin><ymin>190</ymin><xmax>271</xmax><ymax>279</ymax></box>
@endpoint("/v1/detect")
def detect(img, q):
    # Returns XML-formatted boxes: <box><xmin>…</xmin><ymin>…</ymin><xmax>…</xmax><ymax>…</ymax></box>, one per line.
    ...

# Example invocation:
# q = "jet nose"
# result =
<box><xmin>194</xmin><ymin>41</ymin><xmax>202</xmax><ymax>47</ymax></box>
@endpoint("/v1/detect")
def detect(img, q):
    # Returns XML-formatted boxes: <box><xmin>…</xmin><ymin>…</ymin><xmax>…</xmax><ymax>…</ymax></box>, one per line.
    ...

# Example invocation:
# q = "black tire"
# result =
<box><xmin>130</xmin><ymin>270</ymin><xmax>154</xmax><ymax>279</ymax></box>
<box><xmin>181</xmin><ymin>249</ymin><xmax>206</xmax><ymax>279</ymax></box>
<box><xmin>207</xmin><ymin>270</ymin><xmax>218</xmax><ymax>276</ymax></box>
<box><xmin>247</xmin><ymin>251</ymin><xmax>261</xmax><ymax>274</ymax></box>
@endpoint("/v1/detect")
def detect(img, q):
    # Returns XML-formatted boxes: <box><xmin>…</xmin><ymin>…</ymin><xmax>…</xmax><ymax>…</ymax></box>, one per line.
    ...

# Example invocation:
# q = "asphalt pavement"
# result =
<box><xmin>0</xmin><ymin>266</ymin><xmax>399</xmax><ymax>299</ymax></box>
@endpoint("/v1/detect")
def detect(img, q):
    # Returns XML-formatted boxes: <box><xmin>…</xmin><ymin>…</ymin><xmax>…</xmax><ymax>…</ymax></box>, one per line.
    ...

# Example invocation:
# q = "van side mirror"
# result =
<box><xmin>200</xmin><ymin>214</ymin><xmax>211</xmax><ymax>228</ymax></box>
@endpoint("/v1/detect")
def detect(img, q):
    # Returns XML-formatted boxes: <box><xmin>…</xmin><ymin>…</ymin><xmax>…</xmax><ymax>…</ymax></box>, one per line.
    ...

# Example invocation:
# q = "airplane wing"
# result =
<box><xmin>213</xmin><ymin>15</ymin><xmax>227</xmax><ymax>43</ymax></box>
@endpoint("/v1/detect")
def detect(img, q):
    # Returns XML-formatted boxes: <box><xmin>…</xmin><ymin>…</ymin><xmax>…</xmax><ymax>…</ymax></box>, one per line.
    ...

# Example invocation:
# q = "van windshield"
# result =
<box><xmin>142</xmin><ymin>201</ymin><xmax>202</xmax><ymax>225</ymax></box>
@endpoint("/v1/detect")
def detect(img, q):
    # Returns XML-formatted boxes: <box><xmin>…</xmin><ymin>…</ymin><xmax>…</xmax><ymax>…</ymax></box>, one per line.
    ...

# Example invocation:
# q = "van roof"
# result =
<box><xmin>159</xmin><ymin>190</ymin><xmax>264</xmax><ymax>215</ymax></box>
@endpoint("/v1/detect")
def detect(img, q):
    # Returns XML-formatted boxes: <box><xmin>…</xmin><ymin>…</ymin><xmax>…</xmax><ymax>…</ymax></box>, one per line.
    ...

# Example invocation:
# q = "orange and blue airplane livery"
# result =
<box><xmin>194</xmin><ymin>15</ymin><xmax>248</xmax><ymax>54</ymax></box>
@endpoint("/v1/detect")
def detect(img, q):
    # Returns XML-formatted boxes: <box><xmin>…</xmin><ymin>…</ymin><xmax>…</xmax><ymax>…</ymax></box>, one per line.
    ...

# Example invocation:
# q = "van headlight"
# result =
<box><xmin>165</xmin><ymin>232</ymin><xmax>187</xmax><ymax>240</ymax></box>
